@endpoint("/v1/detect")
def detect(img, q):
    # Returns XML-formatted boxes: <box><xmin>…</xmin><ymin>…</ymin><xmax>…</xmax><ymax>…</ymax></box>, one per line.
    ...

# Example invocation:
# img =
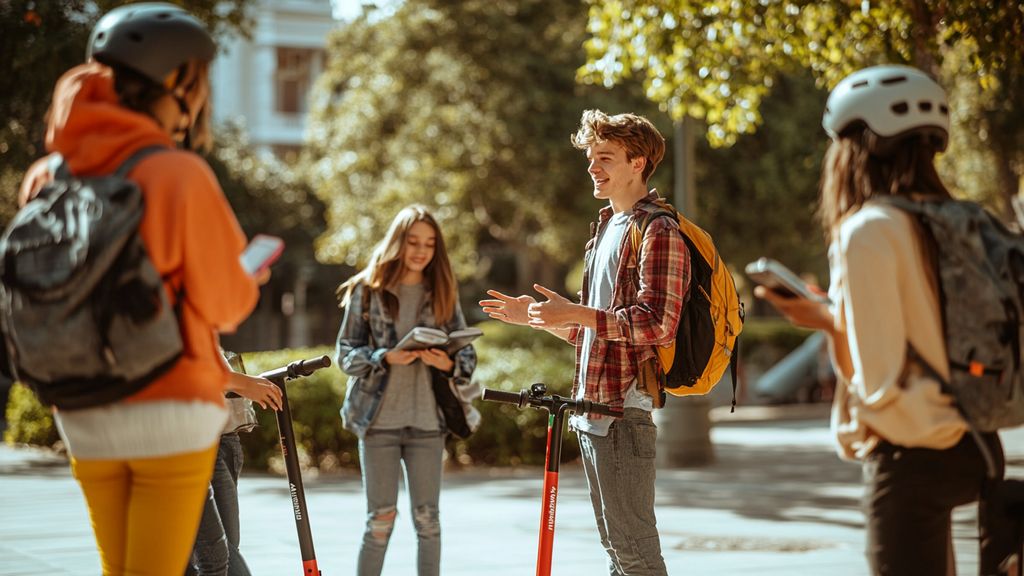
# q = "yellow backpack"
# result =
<box><xmin>629</xmin><ymin>198</ymin><xmax>744</xmax><ymax>409</ymax></box>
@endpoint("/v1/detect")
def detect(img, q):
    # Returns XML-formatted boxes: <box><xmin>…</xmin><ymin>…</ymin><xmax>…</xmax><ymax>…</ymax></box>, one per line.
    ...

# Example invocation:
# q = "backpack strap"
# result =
<box><xmin>114</xmin><ymin>145</ymin><xmax>168</xmax><ymax>178</ymax></box>
<box><xmin>628</xmin><ymin>204</ymin><xmax>679</xmax><ymax>266</ymax></box>
<box><xmin>627</xmin><ymin>202</ymin><xmax>681</xmax><ymax>402</ymax></box>
<box><xmin>47</xmin><ymin>153</ymin><xmax>71</xmax><ymax>180</ymax></box>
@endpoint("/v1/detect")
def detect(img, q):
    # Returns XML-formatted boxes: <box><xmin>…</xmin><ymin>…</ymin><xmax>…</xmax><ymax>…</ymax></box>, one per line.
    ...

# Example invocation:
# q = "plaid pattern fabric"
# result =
<box><xmin>568</xmin><ymin>191</ymin><xmax>691</xmax><ymax>407</ymax></box>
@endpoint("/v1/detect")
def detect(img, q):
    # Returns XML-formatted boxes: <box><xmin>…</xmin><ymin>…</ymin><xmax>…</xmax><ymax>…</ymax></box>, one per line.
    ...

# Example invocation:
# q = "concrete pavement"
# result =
<box><xmin>2</xmin><ymin>405</ymin><xmax>1022</xmax><ymax>575</ymax></box>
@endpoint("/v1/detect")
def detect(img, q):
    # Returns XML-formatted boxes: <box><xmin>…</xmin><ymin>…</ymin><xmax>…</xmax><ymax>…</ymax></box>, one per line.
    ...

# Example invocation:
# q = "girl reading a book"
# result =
<box><xmin>335</xmin><ymin>205</ymin><xmax>479</xmax><ymax>576</ymax></box>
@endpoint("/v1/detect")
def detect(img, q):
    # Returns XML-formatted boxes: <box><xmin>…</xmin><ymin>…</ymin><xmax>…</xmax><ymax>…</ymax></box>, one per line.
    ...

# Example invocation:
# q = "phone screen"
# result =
<box><xmin>240</xmin><ymin>234</ymin><xmax>284</xmax><ymax>275</ymax></box>
<box><xmin>745</xmin><ymin>257</ymin><xmax>831</xmax><ymax>304</ymax></box>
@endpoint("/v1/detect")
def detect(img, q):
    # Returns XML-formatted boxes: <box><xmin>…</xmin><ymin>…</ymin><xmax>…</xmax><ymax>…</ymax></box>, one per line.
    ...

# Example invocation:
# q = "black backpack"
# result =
<box><xmin>0</xmin><ymin>146</ymin><xmax>184</xmax><ymax>409</ymax></box>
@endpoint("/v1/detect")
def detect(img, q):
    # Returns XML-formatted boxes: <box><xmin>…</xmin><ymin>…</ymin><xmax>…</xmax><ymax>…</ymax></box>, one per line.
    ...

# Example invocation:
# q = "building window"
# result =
<box><xmin>275</xmin><ymin>47</ymin><xmax>320</xmax><ymax>115</ymax></box>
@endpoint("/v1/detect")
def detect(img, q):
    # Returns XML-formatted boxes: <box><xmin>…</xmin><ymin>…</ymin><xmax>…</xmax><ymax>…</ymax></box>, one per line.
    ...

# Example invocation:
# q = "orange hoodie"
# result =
<box><xmin>19</xmin><ymin>62</ymin><xmax>259</xmax><ymax>407</ymax></box>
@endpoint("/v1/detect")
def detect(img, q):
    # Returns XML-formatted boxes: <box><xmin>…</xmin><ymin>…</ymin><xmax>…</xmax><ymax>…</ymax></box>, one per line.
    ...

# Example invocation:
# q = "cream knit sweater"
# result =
<box><xmin>828</xmin><ymin>203</ymin><xmax>966</xmax><ymax>461</ymax></box>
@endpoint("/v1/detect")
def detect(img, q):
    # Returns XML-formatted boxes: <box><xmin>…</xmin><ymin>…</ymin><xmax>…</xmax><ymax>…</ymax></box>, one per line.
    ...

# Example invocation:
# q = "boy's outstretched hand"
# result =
<box><xmin>479</xmin><ymin>290</ymin><xmax>535</xmax><ymax>325</ymax></box>
<box><xmin>527</xmin><ymin>284</ymin><xmax>583</xmax><ymax>329</ymax></box>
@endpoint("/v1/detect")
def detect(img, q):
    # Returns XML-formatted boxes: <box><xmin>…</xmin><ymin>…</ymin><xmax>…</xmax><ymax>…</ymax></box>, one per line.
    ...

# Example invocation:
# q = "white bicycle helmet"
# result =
<box><xmin>822</xmin><ymin>65</ymin><xmax>949</xmax><ymax>151</ymax></box>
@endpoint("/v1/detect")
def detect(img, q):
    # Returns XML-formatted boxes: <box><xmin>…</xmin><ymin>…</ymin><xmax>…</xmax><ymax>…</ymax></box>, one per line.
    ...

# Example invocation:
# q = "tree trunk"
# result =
<box><xmin>993</xmin><ymin>136</ymin><xmax>1022</xmax><ymax>222</ymax></box>
<box><xmin>908</xmin><ymin>0</ymin><xmax>940</xmax><ymax>77</ymax></box>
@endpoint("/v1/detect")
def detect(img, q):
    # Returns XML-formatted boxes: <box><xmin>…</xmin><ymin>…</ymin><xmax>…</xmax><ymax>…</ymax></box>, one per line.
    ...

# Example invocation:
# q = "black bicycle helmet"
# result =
<box><xmin>823</xmin><ymin>65</ymin><xmax>950</xmax><ymax>152</ymax></box>
<box><xmin>87</xmin><ymin>2</ymin><xmax>216</xmax><ymax>86</ymax></box>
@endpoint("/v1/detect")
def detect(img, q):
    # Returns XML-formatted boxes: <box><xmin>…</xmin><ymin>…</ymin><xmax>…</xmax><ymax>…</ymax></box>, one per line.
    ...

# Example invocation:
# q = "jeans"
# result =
<box><xmin>357</xmin><ymin>427</ymin><xmax>445</xmax><ymax>576</ymax></box>
<box><xmin>863</xmin><ymin>432</ymin><xmax>1014</xmax><ymax>576</ymax></box>
<box><xmin>188</xmin><ymin>434</ymin><xmax>251</xmax><ymax>576</ymax></box>
<box><xmin>578</xmin><ymin>408</ymin><xmax>667</xmax><ymax>576</ymax></box>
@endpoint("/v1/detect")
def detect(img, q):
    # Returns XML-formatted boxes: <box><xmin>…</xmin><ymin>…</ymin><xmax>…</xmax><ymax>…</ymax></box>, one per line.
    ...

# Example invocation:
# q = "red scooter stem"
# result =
<box><xmin>537</xmin><ymin>406</ymin><xmax>568</xmax><ymax>576</ymax></box>
<box><xmin>481</xmin><ymin>385</ymin><xmax>620</xmax><ymax>576</ymax></box>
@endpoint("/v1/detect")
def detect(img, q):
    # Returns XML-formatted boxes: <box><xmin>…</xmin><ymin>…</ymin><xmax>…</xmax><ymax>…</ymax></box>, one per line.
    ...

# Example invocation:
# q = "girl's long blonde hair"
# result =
<box><xmin>337</xmin><ymin>205</ymin><xmax>457</xmax><ymax>324</ymax></box>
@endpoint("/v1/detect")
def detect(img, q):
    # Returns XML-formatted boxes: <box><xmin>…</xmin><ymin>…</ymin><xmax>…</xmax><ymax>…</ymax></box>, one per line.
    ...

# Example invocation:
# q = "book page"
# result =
<box><xmin>394</xmin><ymin>327</ymin><xmax>448</xmax><ymax>351</ymax></box>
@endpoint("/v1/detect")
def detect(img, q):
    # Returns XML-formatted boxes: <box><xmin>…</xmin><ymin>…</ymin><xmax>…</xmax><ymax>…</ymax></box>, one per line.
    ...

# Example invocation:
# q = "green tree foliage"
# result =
<box><xmin>699</xmin><ymin>72</ymin><xmax>830</xmax><ymax>284</ymax></box>
<box><xmin>204</xmin><ymin>124</ymin><xmax>325</xmax><ymax>274</ymax></box>
<box><xmin>0</xmin><ymin>0</ymin><xmax>252</xmax><ymax>224</ymax></box>
<box><xmin>580</xmin><ymin>0</ymin><xmax>1024</xmax><ymax>213</ymax></box>
<box><xmin>306</xmin><ymin>0</ymin><xmax>663</xmax><ymax>278</ymax></box>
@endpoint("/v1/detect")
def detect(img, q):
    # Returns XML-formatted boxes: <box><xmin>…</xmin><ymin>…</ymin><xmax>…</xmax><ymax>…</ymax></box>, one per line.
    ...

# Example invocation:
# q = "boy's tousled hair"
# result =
<box><xmin>571</xmin><ymin>109</ymin><xmax>666</xmax><ymax>182</ymax></box>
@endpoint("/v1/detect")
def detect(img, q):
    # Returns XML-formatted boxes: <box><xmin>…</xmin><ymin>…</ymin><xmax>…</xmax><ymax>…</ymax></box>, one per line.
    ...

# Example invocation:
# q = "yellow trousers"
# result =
<box><xmin>71</xmin><ymin>444</ymin><xmax>218</xmax><ymax>576</ymax></box>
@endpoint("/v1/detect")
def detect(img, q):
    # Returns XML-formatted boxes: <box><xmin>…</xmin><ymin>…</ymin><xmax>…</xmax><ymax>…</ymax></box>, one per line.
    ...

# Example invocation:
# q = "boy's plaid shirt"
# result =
<box><xmin>567</xmin><ymin>191</ymin><xmax>691</xmax><ymax>407</ymax></box>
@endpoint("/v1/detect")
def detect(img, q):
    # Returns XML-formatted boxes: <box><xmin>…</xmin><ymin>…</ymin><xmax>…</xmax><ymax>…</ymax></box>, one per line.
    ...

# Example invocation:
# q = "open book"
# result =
<box><xmin>394</xmin><ymin>326</ymin><xmax>483</xmax><ymax>354</ymax></box>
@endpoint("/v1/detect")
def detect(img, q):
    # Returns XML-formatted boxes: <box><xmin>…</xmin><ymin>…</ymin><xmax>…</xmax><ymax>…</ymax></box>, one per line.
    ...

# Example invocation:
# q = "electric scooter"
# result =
<box><xmin>259</xmin><ymin>355</ymin><xmax>333</xmax><ymax>576</ymax></box>
<box><xmin>482</xmin><ymin>383</ymin><xmax>622</xmax><ymax>576</ymax></box>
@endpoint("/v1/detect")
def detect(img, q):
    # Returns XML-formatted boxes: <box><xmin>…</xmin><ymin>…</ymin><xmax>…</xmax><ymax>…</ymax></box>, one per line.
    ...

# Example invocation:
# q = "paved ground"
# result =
<box><xmin>2</xmin><ymin>405</ymin><xmax>1022</xmax><ymax>575</ymax></box>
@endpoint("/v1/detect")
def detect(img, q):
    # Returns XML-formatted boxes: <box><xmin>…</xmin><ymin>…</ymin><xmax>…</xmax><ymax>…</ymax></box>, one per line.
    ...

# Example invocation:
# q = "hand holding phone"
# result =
<box><xmin>240</xmin><ymin>234</ymin><xmax>284</xmax><ymax>276</ymax></box>
<box><xmin>745</xmin><ymin>257</ymin><xmax>830</xmax><ymax>304</ymax></box>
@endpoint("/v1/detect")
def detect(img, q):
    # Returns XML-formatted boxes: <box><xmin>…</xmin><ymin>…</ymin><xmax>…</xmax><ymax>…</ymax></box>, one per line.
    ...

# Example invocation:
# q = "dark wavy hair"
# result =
<box><xmin>818</xmin><ymin>125</ymin><xmax>951</xmax><ymax>235</ymax></box>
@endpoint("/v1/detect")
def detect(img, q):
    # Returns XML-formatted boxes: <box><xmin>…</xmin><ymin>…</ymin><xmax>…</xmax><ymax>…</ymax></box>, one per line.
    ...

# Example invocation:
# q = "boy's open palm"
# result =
<box><xmin>528</xmin><ymin>284</ymin><xmax>577</xmax><ymax>328</ymax></box>
<box><xmin>479</xmin><ymin>290</ymin><xmax>535</xmax><ymax>325</ymax></box>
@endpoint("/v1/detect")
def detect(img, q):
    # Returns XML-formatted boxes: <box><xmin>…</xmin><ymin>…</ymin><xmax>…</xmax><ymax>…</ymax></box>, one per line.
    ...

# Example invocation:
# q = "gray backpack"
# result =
<box><xmin>879</xmin><ymin>196</ymin><xmax>1024</xmax><ymax>432</ymax></box>
<box><xmin>0</xmin><ymin>146</ymin><xmax>183</xmax><ymax>409</ymax></box>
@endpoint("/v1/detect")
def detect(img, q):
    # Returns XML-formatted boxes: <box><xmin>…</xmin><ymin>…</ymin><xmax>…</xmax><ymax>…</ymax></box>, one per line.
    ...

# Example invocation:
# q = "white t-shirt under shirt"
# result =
<box><xmin>570</xmin><ymin>211</ymin><xmax>653</xmax><ymax>437</ymax></box>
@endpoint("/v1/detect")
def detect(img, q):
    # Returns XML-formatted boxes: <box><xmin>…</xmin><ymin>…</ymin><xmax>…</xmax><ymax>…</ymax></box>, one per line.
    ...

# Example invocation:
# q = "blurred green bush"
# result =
<box><xmin>454</xmin><ymin>320</ymin><xmax>578</xmax><ymax>467</ymax></box>
<box><xmin>4</xmin><ymin>382</ymin><xmax>60</xmax><ymax>448</ymax></box>
<box><xmin>237</xmin><ymin>346</ymin><xmax>350</xmax><ymax>473</ymax></box>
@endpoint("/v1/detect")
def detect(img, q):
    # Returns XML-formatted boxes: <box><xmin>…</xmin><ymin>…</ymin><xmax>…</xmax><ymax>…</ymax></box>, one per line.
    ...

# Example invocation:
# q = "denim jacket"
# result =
<box><xmin>336</xmin><ymin>282</ymin><xmax>478</xmax><ymax>438</ymax></box>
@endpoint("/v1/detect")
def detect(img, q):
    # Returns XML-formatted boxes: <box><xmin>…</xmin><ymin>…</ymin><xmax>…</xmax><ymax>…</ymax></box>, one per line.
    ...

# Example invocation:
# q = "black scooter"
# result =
<box><xmin>258</xmin><ymin>355</ymin><xmax>333</xmax><ymax>576</ymax></box>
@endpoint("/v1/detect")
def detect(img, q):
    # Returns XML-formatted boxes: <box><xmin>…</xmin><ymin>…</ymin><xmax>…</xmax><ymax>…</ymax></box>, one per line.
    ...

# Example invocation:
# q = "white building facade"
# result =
<box><xmin>210</xmin><ymin>0</ymin><xmax>336</xmax><ymax>158</ymax></box>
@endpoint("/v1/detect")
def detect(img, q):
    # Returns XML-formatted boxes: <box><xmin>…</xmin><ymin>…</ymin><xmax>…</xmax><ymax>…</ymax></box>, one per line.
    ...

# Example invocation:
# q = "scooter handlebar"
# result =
<box><xmin>481</xmin><ymin>388</ymin><xmax>525</xmax><ymax>407</ymax></box>
<box><xmin>291</xmin><ymin>355</ymin><xmax>332</xmax><ymax>377</ymax></box>
<box><xmin>482</xmin><ymin>387</ymin><xmax>623</xmax><ymax>417</ymax></box>
<box><xmin>259</xmin><ymin>355</ymin><xmax>333</xmax><ymax>382</ymax></box>
<box><xmin>576</xmin><ymin>399</ymin><xmax>623</xmax><ymax>418</ymax></box>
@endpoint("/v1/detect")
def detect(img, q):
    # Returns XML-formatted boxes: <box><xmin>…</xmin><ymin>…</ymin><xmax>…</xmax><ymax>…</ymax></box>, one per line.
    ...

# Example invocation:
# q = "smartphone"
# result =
<box><xmin>240</xmin><ymin>234</ymin><xmax>284</xmax><ymax>276</ymax></box>
<box><xmin>745</xmin><ymin>257</ymin><xmax>830</xmax><ymax>304</ymax></box>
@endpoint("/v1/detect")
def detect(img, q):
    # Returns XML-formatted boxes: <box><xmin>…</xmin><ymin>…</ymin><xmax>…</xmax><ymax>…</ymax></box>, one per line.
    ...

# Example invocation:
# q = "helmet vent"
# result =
<box><xmin>891</xmin><ymin>102</ymin><xmax>909</xmax><ymax>115</ymax></box>
<box><xmin>128</xmin><ymin>32</ymin><xmax>143</xmax><ymax>43</ymax></box>
<box><xmin>918</xmin><ymin>101</ymin><xmax>933</xmax><ymax>112</ymax></box>
<box><xmin>851</xmin><ymin>80</ymin><xmax>869</xmax><ymax>89</ymax></box>
<box><xmin>157</xmin><ymin>12</ymin><xmax>172</xmax><ymax>20</ymax></box>
<box><xmin>881</xmin><ymin>75</ymin><xmax>907</xmax><ymax>86</ymax></box>
<box><xmin>939</xmin><ymin>104</ymin><xmax>949</xmax><ymax>115</ymax></box>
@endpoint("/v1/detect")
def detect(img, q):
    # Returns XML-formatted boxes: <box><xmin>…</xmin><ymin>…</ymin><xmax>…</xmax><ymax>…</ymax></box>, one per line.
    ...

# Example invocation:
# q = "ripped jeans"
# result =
<box><xmin>357</xmin><ymin>427</ymin><xmax>444</xmax><ymax>576</ymax></box>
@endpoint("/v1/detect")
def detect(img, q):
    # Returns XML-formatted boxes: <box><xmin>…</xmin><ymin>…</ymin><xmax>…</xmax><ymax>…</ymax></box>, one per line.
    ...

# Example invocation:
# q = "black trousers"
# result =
<box><xmin>864</xmin><ymin>433</ymin><xmax>1019</xmax><ymax>576</ymax></box>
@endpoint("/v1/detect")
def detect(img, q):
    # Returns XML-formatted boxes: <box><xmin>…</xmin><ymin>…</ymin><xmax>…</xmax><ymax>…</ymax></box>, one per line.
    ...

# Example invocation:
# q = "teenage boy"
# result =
<box><xmin>480</xmin><ymin>109</ymin><xmax>689</xmax><ymax>575</ymax></box>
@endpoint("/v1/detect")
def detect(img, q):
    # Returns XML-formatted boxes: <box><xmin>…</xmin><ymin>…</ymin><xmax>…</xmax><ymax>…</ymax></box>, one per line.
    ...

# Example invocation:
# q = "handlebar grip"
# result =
<box><xmin>293</xmin><ymin>355</ymin><xmax>332</xmax><ymax>377</ymax></box>
<box><xmin>580</xmin><ymin>400</ymin><xmax>623</xmax><ymax>418</ymax></box>
<box><xmin>482</xmin><ymin>388</ymin><xmax>523</xmax><ymax>406</ymax></box>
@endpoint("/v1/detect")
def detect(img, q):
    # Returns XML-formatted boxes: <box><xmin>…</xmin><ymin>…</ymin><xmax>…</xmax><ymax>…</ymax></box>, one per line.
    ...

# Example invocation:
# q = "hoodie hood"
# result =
<box><xmin>46</xmin><ymin>61</ymin><xmax>175</xmax><ymax>176</ymax></box>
